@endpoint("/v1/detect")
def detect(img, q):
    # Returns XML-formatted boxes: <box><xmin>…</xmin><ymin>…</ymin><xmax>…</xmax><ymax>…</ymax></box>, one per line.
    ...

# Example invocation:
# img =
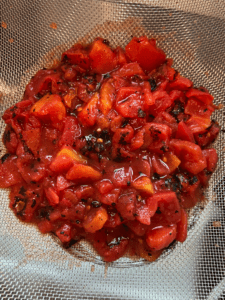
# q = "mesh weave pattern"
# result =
<box><xmin>0</xmin><ymin>0</ymin><xmax>225</xmax><ymax>299</ymax></box>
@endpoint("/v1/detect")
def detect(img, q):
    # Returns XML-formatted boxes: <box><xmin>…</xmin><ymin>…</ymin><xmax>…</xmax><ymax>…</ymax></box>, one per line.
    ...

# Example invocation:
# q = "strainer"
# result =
<box><xmin>0</xmin><ymin>0</ymin><xmax>225</xmax><ymax>299</ymax></box>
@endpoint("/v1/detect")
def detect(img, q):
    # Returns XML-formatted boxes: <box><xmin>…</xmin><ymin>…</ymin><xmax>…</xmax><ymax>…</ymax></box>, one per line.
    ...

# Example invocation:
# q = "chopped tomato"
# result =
<box><xmin>99</xmin><ymin>79</ymin><xmax>115</xmax><ymax>115</ymax></box>
<box><xmin>146</xmin><ymin>225</ymin><xmax>177</xmax><ymax>251</ymax></box>
<box><xmin>62</xmin><ymin>44</ymin><xmax>90</xmax><ymax>69</ymax></box>
<box><xmin>175</xmin><ymin>121</ymin><xmax>195</xmax><ymax>143</ymax></box>
<box><xmin>91</xmin><ymin>229</ymin><xmax>129</xmax><ymax>262</ymax></box>
<box><xmin>113</xmin><ymin>62</ymin><xmax>145</xmax><ymax>77</ymax></box>
<box><xmin>150</xmin><ymin>192</ymin><xmax>181</xmax><ymax>226</ymax></box>
<box><xmin>45</xmin><ymin>187</ymin><xmax>59</xmax><ymax>206</ymax></box>
<box><xmin>114</xmin><ymin>46</ymin><xmax>128</xmax><ymax>66</ymax></box>
<box><xmin>126</xmin><ymin>220</ymin><xmax>148</xmax><ymax>236</ymax></box>
<box><xmin>169</xmin><ymin>74</ymin><xmax>192</xmax><ymax>90</ymax></box>
<box><xmin>115</xmin><ymin>86</ymin><xmax>144</xmax><ymax>118</ymax></box>
<box><xmin>56</xmin><ymin>223</ymin><xmax>72</xmax><ymax>243</ymax></box>
<box><xmin>50</xmin><ymin>145</ymin><xmax>87</xmax><ymax>173</ymax></box>
<box><xmin>78</xmin><ymin>92</ymin><xmax>99</xmax><ymax>126</ymax></box>
<box><xmin>202</xmin><ymin>148</ymin><xmax>218</xmax><ymax>172</ymax></box>
<box><xmin>186</xmin><ymin>115</ymin><xmax>211</xmax><ymax>134</ymax></box>
<box><xmin>31</xmin><ymin>93</ymin><xmax>66</xmax><ymax>127</ymax></box>
<box><xmin>125</xmin><ymin>36</ymin><xmax>166</xmax><ymax>72</ymax></box>
<box><xmin>185</xmin><ymin>98</ymin><xmax>214</xmax><ymax>118</ymax></box>
<box><xmin>0</xmin><ymin>155</ymin><xmax>23</xmax><ymax>188</ymax></box>
<box><xmin>186</xmin><ymin>88</ymin><xmax>214</xmax><ymax>105</ymax></box>
<box><xmin>83</xmin><ymin>207</ymin><xmax>108</xmax><ymax>233</ymax></box>
<box><xmin>117</xmin><ymin>191</ymin><xmax>136</xmax><ymax>220</ymax></box>
<box><xmin>59</xmin><ymin>117</ymin><xmax>81</xmax><ymax>146</ymax></box>
<box><xmin>135</xmin><ymin>196</ymin><xmax>158</xmax><ymax>225</ymax></box>
<box><xmin>132</xmin><ymin>176</ymin><xmax>154</xmax><ymax>195</ymax></box>
<box><xmin>89</xmin><ymin>38</ymin><xmax>116</xmax><ymax>74</ymax></box>
<box><xmin>170</xmin><ymin>139</ymin><xmax>207</xmax><ymax>174</ymax></box>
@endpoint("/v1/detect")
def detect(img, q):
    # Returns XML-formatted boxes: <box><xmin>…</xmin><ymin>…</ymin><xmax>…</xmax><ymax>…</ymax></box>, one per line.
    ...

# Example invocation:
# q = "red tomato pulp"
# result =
<box><xmin>0</xmin><ymin>36</ymin><xmax>220</xmax><ymax>262</ymax></box>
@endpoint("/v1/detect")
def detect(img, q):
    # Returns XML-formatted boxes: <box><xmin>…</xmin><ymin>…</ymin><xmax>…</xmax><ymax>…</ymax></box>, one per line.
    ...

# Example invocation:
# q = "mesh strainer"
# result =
<box><xmin>0</xmin><ymin>0</ymin><xmax>225</xmax><ymax>299</ymax></box>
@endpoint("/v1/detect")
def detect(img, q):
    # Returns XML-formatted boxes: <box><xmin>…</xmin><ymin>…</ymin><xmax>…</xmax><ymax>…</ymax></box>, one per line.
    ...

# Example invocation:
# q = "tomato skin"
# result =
<box><xmin>24</xmin><ymin>70</ymin><xmax>63</xmax><ymax>99</ymax></box>
<box><xmin>113</xmin><ymin>62</ymin><xmax>145</xmax><ymax>77</ymax></box>
<box><xmin>176</xmin><ymin>209</ymin><xmax>188</xmax><ymax>242</ymax></box>
<box><xmin>186</xmin><ymin>88</ymin><xmax>214</xmax><ymax>105</ymax></box>
<box><xmin>169</xmin><ymin>74</ymin><xmax>192</xmax><ymax>90</ymax></box>
<box><xmin>194</xmin><ymin>121</ymin><xmax>220</xmax><ymax>147</ymax></box>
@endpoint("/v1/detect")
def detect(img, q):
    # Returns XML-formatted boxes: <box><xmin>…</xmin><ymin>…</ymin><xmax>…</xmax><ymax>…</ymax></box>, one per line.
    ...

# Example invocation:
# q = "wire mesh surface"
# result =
<box><xmin>0</xmin><ymin>0</ymin><xmax>225</xmax><ymax>299</ymax></box>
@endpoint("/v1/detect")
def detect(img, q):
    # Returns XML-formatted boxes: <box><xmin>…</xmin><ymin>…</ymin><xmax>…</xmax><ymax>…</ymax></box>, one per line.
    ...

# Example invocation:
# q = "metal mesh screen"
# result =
<box><xmin>0</xmin><ymin>0</ymin><xmax>225</xmax><ymax>299</ymax></box>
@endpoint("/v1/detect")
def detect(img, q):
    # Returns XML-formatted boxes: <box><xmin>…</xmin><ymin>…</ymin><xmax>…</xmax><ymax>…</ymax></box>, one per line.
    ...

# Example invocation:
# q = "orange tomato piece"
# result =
<box><xmin>50</xmin><ymin>145</ymin><xmax>87</xmax><ymax>173</ymax></box>
<box><xmin>146</xmin><ymin>225</ymin><xmax>177</xmax><ymax>251</ymax></box>
<box><xmin>162</xmin><ymin>153</ymin><xmax>181</xmax><ymax>174</ymax></box>
<box><xmin>132</xmin><ymin>176</ymin><xmax>154</xmax><ymax>195</ymax></box>
<box><xmin>99</xmin><ymin>79</ymin><xmax>115</xmax><ymax>115</ymax></box>
<box><xmin>31</xmin><ymin>93</ymin><xmax>66</xmax><ymax>124</ymax></box>
<box><xmin>63</xmin><ymin>88</ymin><xmax>77</xmax><ymax>108</ymax></box>
<box><xmin>83</xmin><ymin>207</ymin><xmax>108</xmax><ymax>233</ymax></box>
<box><xmin>66</xmin><ymin>164</ymin><xmax>102</xmax><ymax>181</ymax></box>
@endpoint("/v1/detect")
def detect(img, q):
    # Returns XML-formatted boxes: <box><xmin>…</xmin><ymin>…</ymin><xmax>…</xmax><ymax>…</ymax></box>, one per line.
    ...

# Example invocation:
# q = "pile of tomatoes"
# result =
<box><xmin>0</xmin><ymin>36</ymin><xmax>219</xmax><ymax>261</ymax></box>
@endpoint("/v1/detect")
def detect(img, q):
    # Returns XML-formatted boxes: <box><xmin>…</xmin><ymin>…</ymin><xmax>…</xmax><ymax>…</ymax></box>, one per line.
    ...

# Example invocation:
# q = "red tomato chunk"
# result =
<box><xmin>0</xmin><ymin>36</ymin><xmax>220</xmax><ymax>262</ymax></box>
